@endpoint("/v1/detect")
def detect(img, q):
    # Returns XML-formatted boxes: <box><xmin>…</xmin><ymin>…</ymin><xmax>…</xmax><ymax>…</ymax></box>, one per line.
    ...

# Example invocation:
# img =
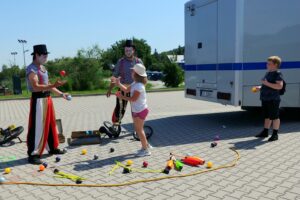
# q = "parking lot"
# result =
<box><xmin>0</xmin><ymin>91</ymin><xmax>299</xmax><ymax>200</ymax></box>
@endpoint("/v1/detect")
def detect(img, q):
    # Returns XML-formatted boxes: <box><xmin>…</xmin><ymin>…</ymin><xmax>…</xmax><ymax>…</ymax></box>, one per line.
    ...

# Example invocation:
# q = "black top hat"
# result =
<box><xmin>31</xmin><ymin>44</ymin><xmax>50</xmax><ymax>55</ymax></box>
<box><xmin>124</xmin><ymin>40</ymin><xmax>135</xmax><ymax>49</ymax></box>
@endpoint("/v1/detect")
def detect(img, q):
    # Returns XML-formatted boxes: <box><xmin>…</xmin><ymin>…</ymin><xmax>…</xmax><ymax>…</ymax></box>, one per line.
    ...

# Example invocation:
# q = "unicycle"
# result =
<box><xmin>132</xmin><ymin>125</ymin><xmax>153</xmax><ymax>141</ymax></box>
<box><xmin>0</xmin><ymin>125</ymin><xmax>24</xmax><ymax>145</ymax></box>
<box><xmin>101</xmin><ymin>121</ymin><xmax>122</xmax><ymax>138</ymax></box>
<box><xmin>99</xmin><ymin>121</ymin><xmax>153</xmax><ymax>141</ymax></box>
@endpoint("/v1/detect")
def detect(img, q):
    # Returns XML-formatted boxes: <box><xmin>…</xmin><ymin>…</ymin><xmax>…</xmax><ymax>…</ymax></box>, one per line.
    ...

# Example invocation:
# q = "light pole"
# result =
<box><xmin>11</xmin><ymin>52</ymin><xmax>18</xmax><ymax>66</ymax></box>
<box><xmin>18</xmin><ymin>39</ymin><xmax>28</xmax><ymax>67</ymax></box>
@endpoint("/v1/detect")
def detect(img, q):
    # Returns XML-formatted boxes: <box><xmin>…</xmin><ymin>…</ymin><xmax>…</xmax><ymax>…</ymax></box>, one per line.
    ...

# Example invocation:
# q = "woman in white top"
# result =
<box><xmin>112</xmin><ymin>63</ymin><xmax>151</xmax><ymax>157</ymax></box>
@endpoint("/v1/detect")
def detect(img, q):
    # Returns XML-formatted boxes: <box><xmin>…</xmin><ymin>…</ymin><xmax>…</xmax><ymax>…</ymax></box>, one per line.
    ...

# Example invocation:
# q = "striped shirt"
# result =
<box><xmin>113</xmin><ymin>57</ymin><xmax>143</xmax><ymax>84</ymax></box>
<box><xmin>26</xmin><ymin>63</ymin><xmax>49</xmax><ymax>92</ymax></box>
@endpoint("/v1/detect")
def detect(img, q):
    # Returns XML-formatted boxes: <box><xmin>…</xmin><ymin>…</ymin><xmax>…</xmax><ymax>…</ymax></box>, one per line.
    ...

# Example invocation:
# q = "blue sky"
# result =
<box><xmin>0</xmin><ymin>0</ymin><xmax>187</xmax><ymax>68</ymax></box>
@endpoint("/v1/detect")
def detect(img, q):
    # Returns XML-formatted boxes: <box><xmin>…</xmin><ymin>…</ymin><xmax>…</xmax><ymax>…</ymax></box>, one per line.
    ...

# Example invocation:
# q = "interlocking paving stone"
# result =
<box><xmin>1</xmin><ymin>92</ymin><xmax>300</xmax><ymax>200</ymax></box>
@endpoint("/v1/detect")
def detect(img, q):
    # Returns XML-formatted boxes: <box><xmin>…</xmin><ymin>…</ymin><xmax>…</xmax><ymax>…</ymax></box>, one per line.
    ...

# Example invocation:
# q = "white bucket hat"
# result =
<box><xmin>132</xmin><ymin>63</ymin><xmax>147</xmax><ymax>77</ymax></box>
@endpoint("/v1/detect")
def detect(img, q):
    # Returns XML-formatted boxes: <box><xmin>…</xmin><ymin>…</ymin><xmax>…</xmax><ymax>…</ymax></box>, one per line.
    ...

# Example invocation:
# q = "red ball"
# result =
<box><xmin>60</xmin><ymin>70</ymin><xmax>66</xmax><ymax>77</ymax></box>
<box><xmin>143</xmin><ymin>161</ymin><xmax>148</xmax><ymax>168</ymax></box>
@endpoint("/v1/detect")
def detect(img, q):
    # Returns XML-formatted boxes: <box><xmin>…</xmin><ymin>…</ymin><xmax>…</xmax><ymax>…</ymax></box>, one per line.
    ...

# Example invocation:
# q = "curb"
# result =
<box><xmin>0</xmin><ymin>89</ymin><xmax>184</xmax><ymax>101</ymax></box>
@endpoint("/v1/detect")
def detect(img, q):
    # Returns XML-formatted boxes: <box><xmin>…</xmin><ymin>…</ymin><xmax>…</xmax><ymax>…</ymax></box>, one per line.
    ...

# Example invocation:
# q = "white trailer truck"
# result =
<box><xmin>184</xmin><ymin>0</ymin><xmax>300</xmax><ymax>109</ymax></box>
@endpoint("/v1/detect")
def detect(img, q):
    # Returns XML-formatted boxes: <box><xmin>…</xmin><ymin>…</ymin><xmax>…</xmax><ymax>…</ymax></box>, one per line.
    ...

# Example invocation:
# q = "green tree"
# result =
<box><xmin>0</xmin><ymin>65</ymin><xmax>22</xmax><ymax>90</ymax></box>
<box><xmin>163</xmin><ymin>45</ymin><xmax>185</xmax><ymax>55</ymax></box>
<box><xmin>77</xmin><ymin>44</ymin><xmax>103</xmax><ymax>60</ymax></box>
<box><xmin>162</xmin><ymin>62</ymin><xmax>184</xmax><ymax>87</ymax></box>
<box><xmin>146</xmin><ymin>50</ymin><xmax>170</xmax><ymax>72</ymax></box>
<box><xmin>45</xmin><ymin>44</ymin><xmax>110</xmax><ymax>91</ymax></box>
<box><xmin>148</xmin><ymin>62</ymin><xmax>164</xmax><ymax>72</ymax></box>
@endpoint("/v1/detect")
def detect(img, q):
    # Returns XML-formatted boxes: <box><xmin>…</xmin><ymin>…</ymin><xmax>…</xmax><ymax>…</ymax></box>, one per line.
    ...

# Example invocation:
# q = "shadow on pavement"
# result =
<box><xmin>1</xmin><ymin>109</ymin><xmax>299</xmax><ymax>170</ymax></box>
<box><xmin>121</xmin><ymin>109</ymin><xmax>300</xmax><ymax>150</ymax></box>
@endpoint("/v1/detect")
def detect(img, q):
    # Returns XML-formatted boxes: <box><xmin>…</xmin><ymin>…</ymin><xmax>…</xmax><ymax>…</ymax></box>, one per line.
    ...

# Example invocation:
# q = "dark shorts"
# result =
<box><xmin>262</xmin><ymin>100</ymin><xmax>280</xmax><ymax>120</ymax></box>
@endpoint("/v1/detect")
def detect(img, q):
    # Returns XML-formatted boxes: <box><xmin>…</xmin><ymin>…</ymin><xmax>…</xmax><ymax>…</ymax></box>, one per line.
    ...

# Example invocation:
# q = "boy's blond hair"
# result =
<box><xmin>267</xmin><ymin>56</ymin><xmax>282</xmax><ymax>68</ymax></box>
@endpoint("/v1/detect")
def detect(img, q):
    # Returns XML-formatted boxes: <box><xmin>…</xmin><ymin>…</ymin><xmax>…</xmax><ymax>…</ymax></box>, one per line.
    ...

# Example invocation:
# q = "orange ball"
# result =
<box><xmin>39</xmin><ymin>165</ymin><xmax>45</xmax><ymax>171</ymax></box>
<box><xmin>251</xmin><ymin>87</ymin><xmax>257</xmax><ymax>93</ymax></box>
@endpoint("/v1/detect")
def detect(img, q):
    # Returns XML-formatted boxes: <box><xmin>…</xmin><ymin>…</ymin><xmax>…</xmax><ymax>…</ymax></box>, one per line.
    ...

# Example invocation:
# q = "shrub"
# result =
<box><xmin>162</xmin><ymin>63</ymin><xmax>184</xmax><ymax>87</ymax></box>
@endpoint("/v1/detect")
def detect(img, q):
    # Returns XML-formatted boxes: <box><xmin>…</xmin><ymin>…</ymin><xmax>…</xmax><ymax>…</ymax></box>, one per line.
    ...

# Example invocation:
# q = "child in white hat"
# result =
<box><xmin>111</xmin><ymin>63</ymin><xmax>152</xmax><ymax>157</ymax></box>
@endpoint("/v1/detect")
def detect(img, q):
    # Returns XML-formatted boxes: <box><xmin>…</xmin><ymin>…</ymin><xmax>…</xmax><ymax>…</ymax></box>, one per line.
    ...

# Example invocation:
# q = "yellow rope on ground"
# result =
<box><xmin>108</xmin><ymin>163</ymin><xmax>121</xmax><ymax>175</ymax></box>
<box><xmin>1</xmin><ymin>147</ymin><xmax>240</xmax><ymax>187</ymax></box>
<box><xmin>110</xmin><ymin>161</ymin><xmax>163</xmax><ymax>174</ymax></box>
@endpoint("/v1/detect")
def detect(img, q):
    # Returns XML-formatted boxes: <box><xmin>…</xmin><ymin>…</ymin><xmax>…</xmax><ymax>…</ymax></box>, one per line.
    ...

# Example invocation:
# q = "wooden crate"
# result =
<box><xmin>71</xmin><ymin>130</ymin><xmax>100</xmax><ymax>139</ymax></box>
<box><xmin>67</xmin><ymin>130</ymin><xmax>101</xmax><ymax>146</ymax></box>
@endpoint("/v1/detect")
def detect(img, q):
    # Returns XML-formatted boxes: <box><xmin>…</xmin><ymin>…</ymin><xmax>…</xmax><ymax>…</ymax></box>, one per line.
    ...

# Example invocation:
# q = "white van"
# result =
<box><xmin>184</xmin><ymin>0</ymin><xmax>300</xmax><ymax>109</ymax></box>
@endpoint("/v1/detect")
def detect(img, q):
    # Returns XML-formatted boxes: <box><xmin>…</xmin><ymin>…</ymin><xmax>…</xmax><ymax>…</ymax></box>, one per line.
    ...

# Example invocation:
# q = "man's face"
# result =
<box><xmin>125</xmin><ymin>47</ymin><xmax>134</xmax><ymax>58</ymax></box>
<box><xmin>267</xmin><ymin>61</ymin><xmax>277</xmax><ymax>71</ymax></box>
<box><xmin>37</xmin><ymin>54</ymin><xmax>48</xmax><ymax>65</ymax></box>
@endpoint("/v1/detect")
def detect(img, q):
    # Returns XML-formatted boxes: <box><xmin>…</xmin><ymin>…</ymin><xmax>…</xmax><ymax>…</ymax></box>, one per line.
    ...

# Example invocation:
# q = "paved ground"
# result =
<box><xmin>0</xmin><ymin>91</ymin><xmax>299</xmax><ymax>200</ymax></box>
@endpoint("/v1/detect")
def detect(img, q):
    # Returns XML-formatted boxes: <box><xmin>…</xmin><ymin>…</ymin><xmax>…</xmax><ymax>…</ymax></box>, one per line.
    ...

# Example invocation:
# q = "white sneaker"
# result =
<box><xmin>136</xmin><ymin>144</ymin><xmax>153</xmax><ymax>153</ymax></box>
<box><xmin>136</xmin><ymin>148</ymin><xmax>143</xmax><ymax>154</ymax></box>
<box><xmin>136</xmin><ymin>149</ymin><xmax>151</xmax><ymax>157</ymax></box>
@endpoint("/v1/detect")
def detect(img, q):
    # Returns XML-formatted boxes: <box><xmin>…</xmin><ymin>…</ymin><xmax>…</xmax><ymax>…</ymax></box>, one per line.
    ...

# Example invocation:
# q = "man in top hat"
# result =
<box><xmin>26</xmin><ymin>44</ymin><xmax>68</xmax><ymax>164</ymax></box>
<box><xmin>107</xmin><ymin>39</ymin><xmax>143</xmax><ymax>126</ymax></box>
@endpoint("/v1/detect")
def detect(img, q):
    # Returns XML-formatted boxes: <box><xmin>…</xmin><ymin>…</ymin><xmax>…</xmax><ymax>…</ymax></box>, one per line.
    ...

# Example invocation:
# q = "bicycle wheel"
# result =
<box><xmin>133</xmin><ymin>125</ymin><xmax>153</xmax><ymax>141</ymax></box>
<box><xmin>0</xmin><ymin>126</ymin><xmax>24</xmax><ymax>145</ymax></box>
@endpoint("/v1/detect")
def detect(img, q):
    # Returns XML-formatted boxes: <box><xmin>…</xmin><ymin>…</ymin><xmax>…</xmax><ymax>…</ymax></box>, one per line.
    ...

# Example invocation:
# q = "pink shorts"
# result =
<box><xmin>132</xmin><ymin>108</ymin><xmax>149</xmax><ymax>120</ymax></box>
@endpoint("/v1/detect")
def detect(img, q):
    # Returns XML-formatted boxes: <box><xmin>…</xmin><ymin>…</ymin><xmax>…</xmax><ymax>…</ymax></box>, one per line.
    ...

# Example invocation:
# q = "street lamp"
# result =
<box><xmin>10</xmin><ymin>52</ymin><xmax>18</xmax><ymax>66</ymax></box>
<box><xmin>18</xmin><ymin>39</ymin><xmax>28</xmax><ymax>67</ymax></box>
